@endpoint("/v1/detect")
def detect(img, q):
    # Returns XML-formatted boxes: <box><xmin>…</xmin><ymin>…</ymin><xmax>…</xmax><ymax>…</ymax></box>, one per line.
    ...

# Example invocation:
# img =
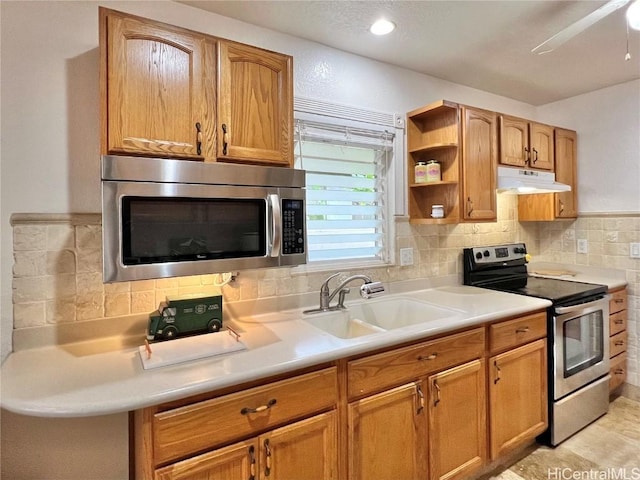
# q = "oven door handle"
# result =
<box><xmin>554</xmin><ymin>295</ymin><xmax>610</xmax><ymax>315</ymax></box>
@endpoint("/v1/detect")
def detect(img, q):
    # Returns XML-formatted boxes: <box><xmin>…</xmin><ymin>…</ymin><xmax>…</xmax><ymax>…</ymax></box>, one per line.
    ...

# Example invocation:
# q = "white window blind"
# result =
<box><xmin>295</xmin><ymin>119</ymin><xmax>394</xmax><ymax>264</ymax></box>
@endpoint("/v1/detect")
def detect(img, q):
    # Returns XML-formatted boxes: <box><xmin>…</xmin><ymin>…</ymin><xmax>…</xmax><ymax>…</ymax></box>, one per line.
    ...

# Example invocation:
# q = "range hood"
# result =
<box><xmin>497</xmin><ymin>166</ymin><xmax>571</xmax><ymax>194</ymax></box>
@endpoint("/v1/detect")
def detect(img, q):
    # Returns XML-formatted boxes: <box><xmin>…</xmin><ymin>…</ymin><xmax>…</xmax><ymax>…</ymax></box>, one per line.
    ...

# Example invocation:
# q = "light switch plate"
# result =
<box><xmin>631</xmin><ymin>243</ymin><xmax>640</xmax><ymax>258</ymax></box>
<box><xmin>577</xmin><ymin>239</ymin><xmax>588</xmax><ymax>254</ymax></box>
<box><xmin>400</xmin><ymin>247</ymin><xmax>414</xmax><ymax>266</ymax></box>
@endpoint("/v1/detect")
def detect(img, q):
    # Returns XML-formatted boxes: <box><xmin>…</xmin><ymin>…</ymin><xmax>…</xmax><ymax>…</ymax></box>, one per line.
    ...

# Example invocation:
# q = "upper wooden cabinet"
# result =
<box><xmin>499</xmin><ymin>115</ymin><xmax>554</xmax><ymax>171</ymax></box>
<box><xmin>406</xmin><ymin>101</ymin><xmax>497</xmax><ymax>224</ymax></box>
<box><xmin>518</xmin><ymin>128</ymin><xmax>578</xmax><ymax>221</ymax></box>
<box><xmin>100</xmin><ymin>8</ymin><xmax>294</xmax><ymax>167</ymax></box>
<box><xmin>217</xmin><ymin>41</ymin><xmax>293</xmax><ymax>167</ymax></box>
<box><xmin>406</xmin><ymin>100</ymin><xmax>461</xmax><ymax>224</ymax></box>
<box><xmin>461</xmin><ymin>106</ymin><xmax>498</xmax><ymax>222</ymax></box>
<box><xmin>100</xmin><ymin>8</ymin><xmax>213</xmax><ymax>160</ymax></box>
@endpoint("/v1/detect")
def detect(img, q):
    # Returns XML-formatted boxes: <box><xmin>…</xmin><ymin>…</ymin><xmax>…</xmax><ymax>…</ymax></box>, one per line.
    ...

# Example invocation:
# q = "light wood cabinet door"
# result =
<box><xmin>101</xmin><ymin>9</ymin><xmax>210</xmax><ymax>160</ymax></box>
<box><xmin>461</xmin><ymin>107</ymin><xmax>497</xmax><ymax>221</ymax></box>
<box><xmin>155</xmin><ymin>412</ymin><xmax>336</xmax><ymax>480</ymax></box>
<box><xmin>499</xmin><ymin>116</ymin><xmax>529</xmax><ymax>167</ymax></box>
<box><xmin>155</xmin><ymin>440</ymin><xmax>256</xmax><ymax>480</ymax></box>
<box><xmin>554</xmin><ymin>128</ymin><xmax>577</xmax><ymax>217</ymax></box>
<box><xmin>489</xmin><ymin>339</ymin><xmax>548</xmax><ymax>460</ymax></box>
<box><xmin>348</xmin><ymin>383</ymin><xmax>428</xmax><ymax>480</ymax></box>
<box><xmin>218</xmin><ymin>41</ymin><xmax>293</xmax><ymax>166</ymax></box>
<box><xmin>428</xmin><ymin>359</ymin><xmax>486</xmax><ymax>480</ymax></box>
<box><xmin>260</xmin><ymin>411</ymin><xmax>337</xmax><ymax>480</ymax></box>
<box><xmin>529</xmin><ymin>122</ymin><xmax>555</xmax><ymax>171</ymax></box>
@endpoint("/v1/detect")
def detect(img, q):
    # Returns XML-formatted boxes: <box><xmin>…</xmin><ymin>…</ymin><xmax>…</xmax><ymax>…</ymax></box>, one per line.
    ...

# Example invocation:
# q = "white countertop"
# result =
<box><xmin>527</xmin><ymin>261</ymin><xmax>628</xmax><ymax>290</ymax></box>
<box><xmin>1</xmin><ymin>285</ymin><xmax>552</xmax><ymax>418</ymax></box>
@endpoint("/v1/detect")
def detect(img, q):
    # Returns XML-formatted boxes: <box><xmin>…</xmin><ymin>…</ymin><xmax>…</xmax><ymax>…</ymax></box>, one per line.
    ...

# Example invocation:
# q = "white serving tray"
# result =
<box><xmin>139</xmin><ymin>330</ymin><xmax>247</xmax><ymax>370</ymax></box>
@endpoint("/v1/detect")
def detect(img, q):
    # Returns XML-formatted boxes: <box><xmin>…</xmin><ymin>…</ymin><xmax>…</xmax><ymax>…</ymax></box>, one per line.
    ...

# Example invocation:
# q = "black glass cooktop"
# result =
<box><xmin>496</xmin><ymin>276</ymin><xmax>607</xmax><ymax>305</ymax></box>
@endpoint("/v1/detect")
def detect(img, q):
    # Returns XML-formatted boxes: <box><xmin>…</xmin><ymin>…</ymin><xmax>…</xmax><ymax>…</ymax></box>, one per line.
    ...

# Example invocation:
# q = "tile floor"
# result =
<box><xmin>490</xmin><ymin>395</ymin><xmax>640</xmax><ymax>480</ymax></box>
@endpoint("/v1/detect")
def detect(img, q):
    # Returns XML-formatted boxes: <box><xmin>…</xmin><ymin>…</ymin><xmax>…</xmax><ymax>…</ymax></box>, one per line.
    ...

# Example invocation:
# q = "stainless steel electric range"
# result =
<box><xmin>463</xmin><ymin>243</ymin><xmax>610</xmax><ymax>446</ymax></box>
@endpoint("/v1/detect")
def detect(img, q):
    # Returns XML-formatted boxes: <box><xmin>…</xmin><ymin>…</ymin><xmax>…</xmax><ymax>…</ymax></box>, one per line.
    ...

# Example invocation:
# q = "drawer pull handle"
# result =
<box><xmin>494</xmin><ymin>361</ymin><xmax>501</xmax><ymax>384</ymax></box>
<box><xmin>416</xmin><ymin>383</ymin><xmax>425</xmax><ymax>414</ymax></box>
<box><xmin>614</xmin><ymin>319</ymin><xmax>624</xmax><ymax>325</ymax></box>
<box><xmin>615</xmin><ymin>298</ymin><xmax>625</xmax><ymax>304</ymax></box>
<box><xmin>241</xmin><ymin>399</ymin><xmax>277</xmax><ymax>415</ymax></box>
<box><xmin>515</xmin><ymin>327</ymin><xmax>530</xmax><ymax>333</ymax></box>
<box><xmin>433</xmin><ymin>379</ymin><xmax>441</xmax><ymax>407</ymax></box>
<box><xmin>264</xmin><ymin>439</ymin><xmax>272</xmax><ymax>477</ymax></box>
<box><xmin>248</xmin><ymin>445</ymin><xmax>256</xmax><ymax>480</ymax></box>
<box><xmin>614</xmin><ymin>340</ymin><xmax>625</xmax><ymax>346</ymax></box>
<box><xmin>418</xmin><ymin>353</ymin><xmax>437</xmax><ymax>361</ymax></box>
<box><xmin>615</xmin><ymin>368</ymin><xmax>625</xmax><ymax>375</ymax></box>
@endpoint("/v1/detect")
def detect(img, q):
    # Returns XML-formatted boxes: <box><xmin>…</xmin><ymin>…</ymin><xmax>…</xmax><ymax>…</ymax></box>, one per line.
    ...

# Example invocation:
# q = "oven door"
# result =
<box><xmin>552</xmin><ymin>296</ymin><xmax>610</xmax><ymax>400</ymax></box>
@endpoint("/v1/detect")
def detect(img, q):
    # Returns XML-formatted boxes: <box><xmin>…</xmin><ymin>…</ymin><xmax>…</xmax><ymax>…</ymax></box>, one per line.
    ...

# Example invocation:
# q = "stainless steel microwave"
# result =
<box><xmin>101</xmin><ymin>155</ymin><xmax>306</xmax><ymax>282</ymax></box>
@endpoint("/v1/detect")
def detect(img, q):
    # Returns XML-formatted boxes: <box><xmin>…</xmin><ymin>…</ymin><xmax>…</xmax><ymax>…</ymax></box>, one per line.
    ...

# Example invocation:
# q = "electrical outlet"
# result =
<box><xmin>631</xmin><ymin>243</ymin><xmax>640</xmax><ymax>259</ymax></box>
<box><xmin>577</xmin><ymin>239</ymin><xmax>588</xmax><ymax>254</ymax></box>
<box><xmin>400</xmin><ymin>247</ymin><xmax>414</xmax><ymax>266</ymax></box>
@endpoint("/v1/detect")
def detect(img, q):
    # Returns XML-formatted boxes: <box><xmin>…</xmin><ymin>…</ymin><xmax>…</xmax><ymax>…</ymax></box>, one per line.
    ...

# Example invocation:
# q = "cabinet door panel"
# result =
<box><xmin>489</xmin><ymin>339</ymin><xmax>548</xmax><ymax>459</ymax></box>
<box><xmin>218</xmin><ymin>41</ymin><xmax>293</xmax><ymax>166</ymax></box>
<box><xmin>554</xmin><ymin>128</ymin><xmax>577</xmax><ymax>217</ymax></box>
<box><xmin>530</xmin><ymin>123</ymin><xmax>554</xmax><ymax>171</ymax></box>
<box><xmin>155</xmin><ymin>440</ymin><xmax>256</xmax><ymax>480</ymax></box>
<box><xmin>499</xmin><ymin>116</ymin><xmax>529</xmax><ymax>167</ymax></box>
<box><xmin>261</xmin><ymin>411</ymin><xmax>337</xmax><ymax>480</ymax></box>
<box><xmin>348</xmin><ymin>383</ymin><xmax>428</xmax><ymax>480</ymax></box>
<box><xmin>462</xmin><ymin>107</ymin><xmax>497</xmax><ymax>221</ymax></box>
<box><xmin>428</xmin><ymin>359</ymin><xmax>486</xmax><ymax>480</ymax></box>
<box><xmin>104</xmin><ymin>11</ymin><xmax>207</xmax><ymax>159</ymax></box>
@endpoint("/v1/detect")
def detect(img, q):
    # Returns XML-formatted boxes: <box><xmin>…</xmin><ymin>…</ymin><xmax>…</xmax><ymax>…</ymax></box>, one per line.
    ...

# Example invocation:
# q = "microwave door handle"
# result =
<box><xmin>268</xmin><ymin>194</ymin><xmax>282</xmax><ymax>257</ymax></box>
<box><xmin>554</xmin><ymin>295</ymin><xmax>610</xmax><ymax>315</ymax></box>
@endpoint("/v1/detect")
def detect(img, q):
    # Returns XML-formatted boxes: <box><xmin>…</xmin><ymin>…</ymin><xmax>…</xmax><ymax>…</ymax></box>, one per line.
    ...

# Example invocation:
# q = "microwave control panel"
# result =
<box><xmin>282</xmin><ymin>199</ymin><xmax>305</xmax><ymax>255</ymax></box>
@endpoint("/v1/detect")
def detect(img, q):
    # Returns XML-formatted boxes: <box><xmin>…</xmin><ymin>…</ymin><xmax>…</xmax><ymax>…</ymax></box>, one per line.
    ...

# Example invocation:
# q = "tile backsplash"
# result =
<box><xmin>10</xmin><ymin>198</ymin><xmax>639</xmax><ymax>386</ymax></box>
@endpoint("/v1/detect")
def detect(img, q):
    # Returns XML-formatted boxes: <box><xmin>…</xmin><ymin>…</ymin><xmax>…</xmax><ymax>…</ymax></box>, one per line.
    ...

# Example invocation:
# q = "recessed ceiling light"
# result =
<box><xmin>370</xmin><ymin>19</ymin><xmax>396</xmax><ymax>36</ymax></box>
<box><xmin>627</xmin><ymin>0</ymin><xmax>640</xmax><ymax>30</ymax></box>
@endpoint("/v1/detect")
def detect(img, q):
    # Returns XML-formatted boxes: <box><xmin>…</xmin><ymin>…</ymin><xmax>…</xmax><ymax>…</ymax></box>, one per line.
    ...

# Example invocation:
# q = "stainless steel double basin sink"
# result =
<box><xmin>302</xmin><ymin>297</ymin><xmax>463</xmax><ymax>339</ymax></box>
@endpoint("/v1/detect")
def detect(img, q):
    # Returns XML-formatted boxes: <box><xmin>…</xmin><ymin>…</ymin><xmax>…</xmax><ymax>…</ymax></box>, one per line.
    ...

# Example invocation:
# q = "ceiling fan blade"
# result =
<box><xmin>532</xmin><ymin>0</ymin><xmax>632</xmax><ymax>54</ymax></box>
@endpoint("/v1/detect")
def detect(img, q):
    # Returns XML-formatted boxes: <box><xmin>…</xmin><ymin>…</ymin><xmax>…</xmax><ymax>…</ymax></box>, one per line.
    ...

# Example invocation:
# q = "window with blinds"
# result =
<box><xmin>295</xmin><ymin>119</ymin><xmax>394</xmax><ymax>265</ymax></box>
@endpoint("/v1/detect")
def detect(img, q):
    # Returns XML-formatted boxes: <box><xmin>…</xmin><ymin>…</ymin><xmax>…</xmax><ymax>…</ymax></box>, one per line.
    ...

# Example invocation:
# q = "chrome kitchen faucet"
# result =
<box><xmin>304</xmin><ymin>273</ymin><xmax>385</xmax><ymax>314</ymax></box>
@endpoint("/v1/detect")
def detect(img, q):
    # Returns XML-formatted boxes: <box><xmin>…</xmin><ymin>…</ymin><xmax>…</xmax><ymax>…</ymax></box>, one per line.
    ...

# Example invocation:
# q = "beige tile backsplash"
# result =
<box><xmin>11</xmin><ymin>197</ymin><xmax>639</xmax><ymax>385</ymax></box>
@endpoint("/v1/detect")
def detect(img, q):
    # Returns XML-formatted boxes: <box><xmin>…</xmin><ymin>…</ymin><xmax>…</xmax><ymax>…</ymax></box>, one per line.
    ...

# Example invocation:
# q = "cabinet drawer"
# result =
<box><xmin>609</xmin><ymin>311</ymin><xmax>627</xmax><ymax>336</ymax></box>
<box><xmin>489</xmin><ymin>312</ymin><xmax>547</xmax><ymax>354</ymax></box>
<box><xmin>609</xmin><ymin>352</ymin><xmax>627</xmax><ymax>392</ymax></box>
<box><xmin>609</xmin><ymin>331</ymin><xmax>627</xmax><ymax>358</ymax></box>
<box><xmin>153</xmin><ymin>367</ymin><xmax>337</xmax><ymax>465</ymax></box>
<box><xmin>609</xmin><ymin>289</ymin><xmax>627</xmax><ymax>314</ymax></box>
<box><xmin>348</xmin><ymin>327</ymin><xmax>485</xmax><ymax>399</ymax></box>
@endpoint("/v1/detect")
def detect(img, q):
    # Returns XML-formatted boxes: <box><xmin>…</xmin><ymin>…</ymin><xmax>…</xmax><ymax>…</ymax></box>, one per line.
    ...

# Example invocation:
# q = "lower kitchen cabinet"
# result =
<box><xmin>609</xmin><ymin>287</ymin><xmax>628</xmax><ymax>393</ymax></box>
<box><xmin>348</xmin><ymin>383</ymin><xmax>428</xmax><ymax>480</ymax></box>
<box><xmin>489</xmin><ymin>338</ymin><xmax>547</xmax><ymax>460</ymax></box>
<box><xmin>428</xmin><ymin>359</ymin><xmax>486</xmax><ymax>480</ymax></box>
<box><xmin>155</xmin><ymin>412</ymin><xmax>337</xmax><ymax>480</ymax></box>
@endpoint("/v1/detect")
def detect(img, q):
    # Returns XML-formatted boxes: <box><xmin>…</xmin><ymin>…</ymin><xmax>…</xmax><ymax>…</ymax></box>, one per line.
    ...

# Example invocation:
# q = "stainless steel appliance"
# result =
<box><xmin>463</xmin><ymin>243</ymin><xmax>610</xmax><ymax>446</ymax></box>
<box><xmin>101</xmin><ymin>155</ymin><xmax>306</xmax><ymax>282</ymax></box>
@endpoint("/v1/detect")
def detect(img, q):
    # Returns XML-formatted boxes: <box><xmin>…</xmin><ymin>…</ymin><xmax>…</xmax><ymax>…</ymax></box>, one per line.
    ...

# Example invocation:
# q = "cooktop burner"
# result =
<box><xmin>463</xmin><ymin>243</ymin><xmax>607</xmax><ymax>305</ymax></box>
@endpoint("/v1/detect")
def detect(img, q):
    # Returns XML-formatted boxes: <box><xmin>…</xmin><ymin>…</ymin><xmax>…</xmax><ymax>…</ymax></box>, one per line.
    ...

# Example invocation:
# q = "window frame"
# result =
<box><xmin>291</xmin><ymin>99</ymin><xmax>405</xmax><ymax>273</ymax></box>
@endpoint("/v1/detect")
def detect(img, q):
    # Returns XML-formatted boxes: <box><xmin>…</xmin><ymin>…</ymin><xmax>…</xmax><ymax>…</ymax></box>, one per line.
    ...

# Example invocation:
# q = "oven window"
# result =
<box><xmin>122</xmin><ymin>197</ymin><xmax>266</xmax><ymax>264</ymax></box>
<box><xmin>562</xmin><ymin>310</ymin><xmax>604</xmax><ymax>378</ymax></box>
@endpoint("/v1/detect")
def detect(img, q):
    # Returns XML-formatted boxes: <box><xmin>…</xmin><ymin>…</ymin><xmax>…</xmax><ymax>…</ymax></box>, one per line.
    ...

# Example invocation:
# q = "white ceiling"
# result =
<box><xmin>179</xmin><ymin>0</ymin><xmax>640</xmax><ymax>105</ymax></box>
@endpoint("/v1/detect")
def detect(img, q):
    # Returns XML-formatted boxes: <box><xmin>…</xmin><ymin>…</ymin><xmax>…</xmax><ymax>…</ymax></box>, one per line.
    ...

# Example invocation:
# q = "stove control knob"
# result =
<box><xmin>483</xmin><ymin>250</ymin><xmax>490</xmax><ymax>257</ymax></box>
<box><xmin>514</xmin><ymin>247</ymin><xmax>526</xmax><ymax>254</ymax></box>
<box><xmin>475</xmin><ymin>252</ymin><xmax>483</xmax><ymax>260</ymax></box>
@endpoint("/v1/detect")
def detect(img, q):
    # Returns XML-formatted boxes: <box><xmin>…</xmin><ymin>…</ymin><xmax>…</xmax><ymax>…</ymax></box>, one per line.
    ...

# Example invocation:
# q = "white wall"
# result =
<box><xmin>1</xmin><ymin>1</ymin><xmax>638</xmax><ymax>478</ymax></box>
<box><xmin>537</xmin><ymin>79</ymin><xmax>640</xmax><ymax>213</ymax></box>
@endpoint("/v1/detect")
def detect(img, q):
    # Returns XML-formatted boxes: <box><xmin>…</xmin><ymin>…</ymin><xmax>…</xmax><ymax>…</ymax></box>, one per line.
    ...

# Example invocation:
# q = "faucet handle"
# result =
<box><xmin>321</xmin><ymin>272</ymin><xmax>342</xmax><ymax>290</ymax></box>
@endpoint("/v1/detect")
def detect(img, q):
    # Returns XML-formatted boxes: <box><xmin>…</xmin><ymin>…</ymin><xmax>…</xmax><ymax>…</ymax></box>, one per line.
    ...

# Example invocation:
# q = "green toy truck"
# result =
<box><xmin>147</xmin><ymin>295</ymin><xmax>223</xmax><ymax>341</ymax></box>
